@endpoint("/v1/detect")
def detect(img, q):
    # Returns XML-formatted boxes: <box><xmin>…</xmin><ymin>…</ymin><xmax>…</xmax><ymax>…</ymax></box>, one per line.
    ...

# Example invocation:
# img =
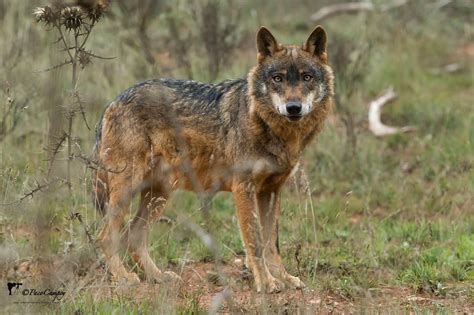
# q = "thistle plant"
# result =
<box><xmin>34</xmin><ymin>1</ymin><xmax>110</xmax><ymax>190</ymax></box>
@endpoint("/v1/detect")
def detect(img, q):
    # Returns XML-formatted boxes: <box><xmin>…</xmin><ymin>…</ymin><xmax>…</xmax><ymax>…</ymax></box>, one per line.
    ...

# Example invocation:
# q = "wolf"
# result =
<box><xmin>92</xmin><ymin>26</ymin><xmax>334</xmax><ymax>293</ymax></box>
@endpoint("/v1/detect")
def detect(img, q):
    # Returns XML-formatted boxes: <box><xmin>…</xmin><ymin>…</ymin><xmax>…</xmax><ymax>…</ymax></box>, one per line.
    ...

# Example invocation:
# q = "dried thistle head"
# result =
<box><xmin>86</xmin><ymin>5</ymin><xmax>105</xmax><ymax>23</ymax></box>
<box><xmin>61</xmin><ymin>6</ymin><xmax>84</xmax><ymax>31</ymax></box>
<box><xmin>78</xmin><ymin>50</ymin><xmax>91</xmax><ymax>69</ymax></box>
<box><xmin>33</xmin><ymin>6</ymin><xmax>59</xmax><ymax>26</ymax></box>
<box><xmin>77</xmin><ymin>0</ymin><xmax>108</xmax><ymax>22</ymax></box>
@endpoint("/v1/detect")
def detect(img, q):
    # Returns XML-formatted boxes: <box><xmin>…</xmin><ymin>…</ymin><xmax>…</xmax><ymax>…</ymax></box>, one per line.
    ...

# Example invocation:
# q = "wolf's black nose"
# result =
<box><xmin>286</xmin><ymin>102</ymin><xmax>302</xmax><ymax>115</ymax></box>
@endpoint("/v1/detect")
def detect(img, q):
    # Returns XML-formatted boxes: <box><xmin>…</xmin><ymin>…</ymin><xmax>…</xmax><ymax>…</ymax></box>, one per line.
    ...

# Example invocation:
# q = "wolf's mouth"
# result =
<box><xmin>286</xmin><ymin>115</ymin><xmax>303</xmax><ymax>122</ymax></box>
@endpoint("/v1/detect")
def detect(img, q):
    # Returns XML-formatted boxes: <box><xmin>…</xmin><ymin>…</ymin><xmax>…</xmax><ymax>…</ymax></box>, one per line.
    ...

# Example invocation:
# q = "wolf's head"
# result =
<box><xmin>249</xmin><ymin>26</ymin><xmax>334</xmax><ymax>122</ymax></box>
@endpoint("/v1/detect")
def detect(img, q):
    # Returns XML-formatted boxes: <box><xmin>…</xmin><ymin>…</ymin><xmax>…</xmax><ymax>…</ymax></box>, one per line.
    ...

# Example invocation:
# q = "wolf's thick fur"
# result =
<box><xmin>93</xmin><ymin>26</ymin><xmax>334</xmax><ymax>293</ymax></box>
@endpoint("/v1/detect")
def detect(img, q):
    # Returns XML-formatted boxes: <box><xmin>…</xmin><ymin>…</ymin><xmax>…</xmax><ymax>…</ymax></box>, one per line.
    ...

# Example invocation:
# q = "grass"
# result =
<box><xmin>1</xmin><ymin>0</ymin><xmax>473</xmax><ymax>313</ymax></box>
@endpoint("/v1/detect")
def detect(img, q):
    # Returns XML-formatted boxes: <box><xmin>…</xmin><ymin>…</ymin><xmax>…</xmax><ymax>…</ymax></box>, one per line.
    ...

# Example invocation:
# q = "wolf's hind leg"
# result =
<box><xmin>97</xmin><ymin>184</ymin><xmax>140</xmax><ymax>285</ymax></box>
<box><xmin>258</xmin><ymin>190</ymin><xmax>305</xmax><ymax>289</ymax></box>
<box><xmin>126</xmin><ymin>185</ymin><xmax>180</xmax><ymax>283</ymax></box>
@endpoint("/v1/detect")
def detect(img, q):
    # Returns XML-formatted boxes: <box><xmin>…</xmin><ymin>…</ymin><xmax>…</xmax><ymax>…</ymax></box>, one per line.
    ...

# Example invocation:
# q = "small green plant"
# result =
<box><xmin>0</xmin><ymin>82</ymin><xmax>28</xmax><ymax>143</ymax></box>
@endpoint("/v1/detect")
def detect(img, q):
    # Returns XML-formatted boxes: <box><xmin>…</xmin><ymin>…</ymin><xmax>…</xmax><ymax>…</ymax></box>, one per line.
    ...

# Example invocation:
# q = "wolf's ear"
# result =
<box><xmin>256</xmin><ymin>27</ymin><xmax>279</xmax><ymax>62</ymax></box>
<box><xmin>304</xmin><ymin>26</ymin><xmax>327</xmax><ymax>61</ymax></box>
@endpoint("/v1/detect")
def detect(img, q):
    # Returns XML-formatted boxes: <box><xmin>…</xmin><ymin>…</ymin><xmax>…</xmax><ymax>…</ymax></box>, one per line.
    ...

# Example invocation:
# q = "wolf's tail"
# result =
<box><xmin>92</xmin><ymin>110</ymin><xmax>109</xmax><ymax>215</ymax></box>
<box><xmin>91</xmin><ymin>143</ymin><xmax>108</xmax><ymax>216</ymax></box>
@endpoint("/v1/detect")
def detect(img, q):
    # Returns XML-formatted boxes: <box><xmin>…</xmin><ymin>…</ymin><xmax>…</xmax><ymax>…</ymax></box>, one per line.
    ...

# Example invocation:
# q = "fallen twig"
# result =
<box><xmin>368</xmin><ymin>87</ymin><xmax>416</xmax><ymax>137</ymax></box>
<box><xmin>430</xmin><ymin>63</ymin><xmax>463</xmax><ymax>75</ymax></box>
<box><xmin>310</xmin><ymin>0</ymin><xmax>409</xmax><ymax>22</ymax></box>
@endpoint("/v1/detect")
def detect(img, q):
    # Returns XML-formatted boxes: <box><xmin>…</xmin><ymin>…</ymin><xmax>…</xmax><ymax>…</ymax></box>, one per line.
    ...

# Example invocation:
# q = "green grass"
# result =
<box><xmin>1</xmin><ymin>0</ymin><xmax>473</xmax><ymax>313</ymax></box>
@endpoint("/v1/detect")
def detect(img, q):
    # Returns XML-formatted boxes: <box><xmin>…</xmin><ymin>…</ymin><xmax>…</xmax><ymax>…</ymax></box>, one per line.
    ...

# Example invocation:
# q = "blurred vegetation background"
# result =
<box><xmin>0</xmin><ymin>0</ymin><xmax>473</xmax><ymax>313</ymax></box>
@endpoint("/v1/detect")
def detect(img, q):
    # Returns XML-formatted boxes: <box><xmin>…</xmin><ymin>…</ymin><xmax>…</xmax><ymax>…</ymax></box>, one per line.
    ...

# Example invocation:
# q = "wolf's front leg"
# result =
<box><xmin>232</xmin><ymin>182</ymin><xmax>284</xmax><ymax>293</ymax></box>
<box><xmin>257</xmin><ymin>190</ymin><xmax>305</xmax><ymax>289</ymax></box>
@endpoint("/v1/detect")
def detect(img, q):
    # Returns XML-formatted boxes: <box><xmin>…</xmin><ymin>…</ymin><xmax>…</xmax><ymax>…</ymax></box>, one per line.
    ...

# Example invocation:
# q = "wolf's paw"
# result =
<box><xmin>162</xmin><ymin>271</ymin><xmax>182</xmax><ymax>282</ymax></box>
<box><xmin>115</xmin><ymin>272</ymin><xmax>141</xmax><ymax>286</ymax></box>
<box><xmin>149</xmin><ymin>270</ymin><xmax>181</xmax><ymax>284</ymax></box>
<box><xmin>284</xmin><ymin>274</ymin><xmax>305</xmax><ymax>289</ymax></box>
<box><xmin>256</xmin><ymin>275</ymin><xmax>285</xmax><ymax>293</ymax></box>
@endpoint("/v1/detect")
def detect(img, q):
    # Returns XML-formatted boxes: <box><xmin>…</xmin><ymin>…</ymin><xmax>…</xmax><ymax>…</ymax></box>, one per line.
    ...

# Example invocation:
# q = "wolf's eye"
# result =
<box><xmin>272</xmin><ymin>75</ymin><xmax>283</xmax><ymax>83</ymax></box>
<box><xmin>303</xmin><ymin>74</ymin><xmax>313</xmax><ymax>81</ymax></box>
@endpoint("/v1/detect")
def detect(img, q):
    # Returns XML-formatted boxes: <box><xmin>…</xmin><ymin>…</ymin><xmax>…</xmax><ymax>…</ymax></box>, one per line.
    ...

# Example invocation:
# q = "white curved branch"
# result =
<box><xmin>310</xmin><ymin>0</ymin><xmax>409</xmax><ymax>23</ymax></box>
<box><xmin>368</xmin><ymin>87</ymin><xmax>416</xmax><ymax>137</ymax></box>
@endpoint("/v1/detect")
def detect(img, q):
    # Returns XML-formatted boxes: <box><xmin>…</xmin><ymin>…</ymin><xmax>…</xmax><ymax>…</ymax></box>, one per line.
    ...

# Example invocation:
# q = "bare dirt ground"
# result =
<box><xmin>3</xmin><ymin>257</ymin><xmax>473</xmax><ymax>314</ymax></box>
<box><xmin>0</xmin><ymin>222</ymin><xmax>472</xmax><ymax>313</ymax></box>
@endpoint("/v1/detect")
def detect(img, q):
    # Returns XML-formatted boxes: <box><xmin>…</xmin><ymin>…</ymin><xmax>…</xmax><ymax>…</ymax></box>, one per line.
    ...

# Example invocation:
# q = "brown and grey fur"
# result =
<box><xmin>92</xmin><ymin>26</ymin><xmax>334</xmax><ymax>293</ymax></box>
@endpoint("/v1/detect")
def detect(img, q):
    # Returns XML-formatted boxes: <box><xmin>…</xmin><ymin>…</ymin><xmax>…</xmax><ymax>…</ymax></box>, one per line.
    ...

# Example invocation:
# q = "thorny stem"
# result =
<box><xmin>51</xmin><ymin>18</ymin><xmax>98</xmax><ymax>190</ymax></box>
<box><xmin>67</xmin><ymin>111</ymin><xmax>73</xmax><ymax>191</ymax></box>
<box><xmin>83</xmin><ymin>51</ymin><xmax>116</xmax><ymax>60</ymax></box>
<box><xmin>52</xmin><ymin>22</ymin><xmax>75</xmax><ymax>190</ymax></box>
<box><xmin>66</xmin><ymin>30</ymin><xmax>80</xmax><ymax>192</ymax></box>
<box><xmin>79</xmin><ymin>21</ymin><xmax>95</xmax><ymax>51</ymax></box>
<box><xmin>55</xmin><ymin>24</ymin><xmax>74</xmax><ymax>62</ymax></box>
<box><xmin>72</xmin><ymin>30</ymin><xmax>79</xmax><ymax>89</ymax></box>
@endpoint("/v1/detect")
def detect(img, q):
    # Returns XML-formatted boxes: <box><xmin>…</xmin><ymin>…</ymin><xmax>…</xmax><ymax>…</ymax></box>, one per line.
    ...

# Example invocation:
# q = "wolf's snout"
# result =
<box><xmin>286</xmin><ymin>101</ymin><xmax>302</xmax><ymax>116</ymax></box>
